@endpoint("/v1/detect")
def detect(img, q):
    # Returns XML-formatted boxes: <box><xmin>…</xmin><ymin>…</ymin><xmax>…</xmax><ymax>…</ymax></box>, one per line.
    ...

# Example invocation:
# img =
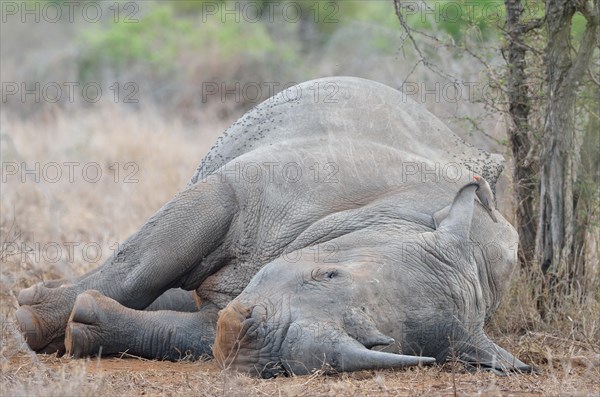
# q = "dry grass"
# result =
<box><xmin>1</xmin><ymin>352</ymin><xmax>599</xmax><ymax>396</ymax></box>
<box><xmin>1</xmin><ymin>105</ymin><xmax>599</xmax><ymax>396</ymax></box>
<box><xmin>2</xmin><ymin>3</ymin><xmax>598</xmax><ymax>394</ymax></box>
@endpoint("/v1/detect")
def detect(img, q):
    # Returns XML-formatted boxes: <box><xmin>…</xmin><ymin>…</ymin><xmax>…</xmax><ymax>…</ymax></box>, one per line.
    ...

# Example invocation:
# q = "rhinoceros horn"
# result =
<box><xmin>329</xmin><ymin>335</ymin><xmax>436</xmax><ymax>372</ymax></box>
<box><xmin>281</xmin><ymin>321</ymin><xmax>435</xmax><ymax>375</ymax></box>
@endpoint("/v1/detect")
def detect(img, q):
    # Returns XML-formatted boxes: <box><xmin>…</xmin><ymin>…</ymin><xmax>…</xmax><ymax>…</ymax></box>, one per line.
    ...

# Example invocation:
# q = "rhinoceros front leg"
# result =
<box><xmin>16</xmin><ymin>178</ymin><xmax>236</xmax><ymax>354</ymax></box>
<box><xmin>65</xmin><ymin>290</ymin><xmax>217</xmax><ymax>360</ymax></box>
<box><xmin>457</xmin><ymin>332</ymin><xmax>535</xmax><ymax>374</ymax></box>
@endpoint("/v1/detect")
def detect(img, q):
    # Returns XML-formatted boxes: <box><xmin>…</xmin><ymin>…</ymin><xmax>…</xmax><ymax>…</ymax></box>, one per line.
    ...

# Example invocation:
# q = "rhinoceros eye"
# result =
<box><xmin>310</xmin><ymin>268</ymin><xmax>339</xmax><ymax>281</ymax></box>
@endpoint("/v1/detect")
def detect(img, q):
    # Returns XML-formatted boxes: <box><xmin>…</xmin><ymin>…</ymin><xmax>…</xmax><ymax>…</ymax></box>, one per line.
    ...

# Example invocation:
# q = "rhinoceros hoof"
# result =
<box><xmin>16</xmin><ymin>283</ymin><xmax>76</xmax><ymax>353</ymax></box>
<box><xmin>66</xmin><ymin>291</ymin><xmax>108</xmax><ymax>358</ymax></box>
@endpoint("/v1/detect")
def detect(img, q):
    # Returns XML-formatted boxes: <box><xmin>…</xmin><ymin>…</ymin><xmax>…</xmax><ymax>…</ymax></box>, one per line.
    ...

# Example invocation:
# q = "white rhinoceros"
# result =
<box><xmin>16</xmin><ymin>77</ymin><xmax>531</xmax><ymax>377</ymax></box>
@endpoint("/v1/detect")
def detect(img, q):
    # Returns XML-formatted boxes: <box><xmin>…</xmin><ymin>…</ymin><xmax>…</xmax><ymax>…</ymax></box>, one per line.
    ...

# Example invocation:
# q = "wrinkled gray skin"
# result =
<box><xmin>16</xmin><ymin>77</ymin><xmax>530</xmax><ymax>377</ymax></box>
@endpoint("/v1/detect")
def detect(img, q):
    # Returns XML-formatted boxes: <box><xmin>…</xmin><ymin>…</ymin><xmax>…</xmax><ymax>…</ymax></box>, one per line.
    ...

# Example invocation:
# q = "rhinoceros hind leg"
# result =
<box><xmin>15</xmin><ymin>283</ymin><xmax>80</xmax><ymax>353</ymax></box>
<box><xmin>18</xmin><ymin>179</ymin><xmax>236</xmax><ymax>355</ymax></box>
<box><xmin>66</xmin><ymin>290</ymin><xmax>217</xmax><ymax>360</ymax></box>
<box><xmin>143</xmin><ymin>288</ymin><xmax>200</xmax><ymax>312</ymax></box>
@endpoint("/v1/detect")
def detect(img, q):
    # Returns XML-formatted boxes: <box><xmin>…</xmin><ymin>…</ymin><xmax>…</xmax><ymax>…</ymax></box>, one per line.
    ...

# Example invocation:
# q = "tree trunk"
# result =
<box><xmin>537</xmin><ymin>0</ymin><xmax>598</xmax><ymax>316</ymax></box>
<box><xmin>394</xmin><ymin>0</ymin><xmax>599</xmax><ymax>319</ymax></box>
<box><xmin>504</xmin><ymin>0</ymin><xmax>540</xmax><ymax>266</ymax></box>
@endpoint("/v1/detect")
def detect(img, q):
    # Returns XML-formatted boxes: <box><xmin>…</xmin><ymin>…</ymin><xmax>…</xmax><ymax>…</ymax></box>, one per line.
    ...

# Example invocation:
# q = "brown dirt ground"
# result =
<box><xmin>2</xmin><ymin>350</ymin><xmax>598</xmax><ymax>397</ymax></box>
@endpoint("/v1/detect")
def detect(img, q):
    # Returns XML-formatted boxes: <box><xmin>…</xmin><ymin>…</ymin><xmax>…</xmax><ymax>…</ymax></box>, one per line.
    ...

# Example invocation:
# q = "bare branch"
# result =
<box><xmin>576</xmin><ymin>0</ymin><xmax>597</xmax><ymax>22</ymax></box>
<box><xmin>392</xmin><ymin>0</ymin><xmax>459</xmax><ymax>83</ymax></box>
<box><xmin>515</xmin><ymin>18</ymin><xmax>545</xmax><ymax>35</ymax></box>
<box><xmin>460</xmin><ymin>116</ymin><xmax>507</xmax><ymax>146</ymax></box>
<box><xmin>589</xmin><ymin>66</ymin><xmax>600</xmax><ymax>87</ymax></box>
<box><xmin>567</xmin><ymin>2</ymin><xmax>600</xmax><ymax>86</ymax></box>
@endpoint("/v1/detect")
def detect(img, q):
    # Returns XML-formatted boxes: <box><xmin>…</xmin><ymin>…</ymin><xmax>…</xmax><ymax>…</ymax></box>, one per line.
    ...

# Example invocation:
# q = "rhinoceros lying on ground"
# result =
<box><xmin>16</xmin><ymin>77</ymin><xmax>532</xmax><ymax>377</ymax></box>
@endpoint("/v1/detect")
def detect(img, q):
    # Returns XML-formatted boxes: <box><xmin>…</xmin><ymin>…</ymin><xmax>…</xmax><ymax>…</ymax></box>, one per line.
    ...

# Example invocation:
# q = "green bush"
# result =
<box><xmin>77</xmin><ymin>5</ymin><xmax>198</xmax><ymax>79</ymax></box>
<box><xmin>76</xmin><ymin>3</ymin><xmax>283</xmax><ymax>80</ymax></box>
<box><xmin>402</xmin><ymin>0</ymin><xmax>503</xmax><ymax>42</ymax></box>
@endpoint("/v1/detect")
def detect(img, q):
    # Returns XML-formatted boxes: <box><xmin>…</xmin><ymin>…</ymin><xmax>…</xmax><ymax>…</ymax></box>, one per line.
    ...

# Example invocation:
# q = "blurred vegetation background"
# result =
<box><xmin>3</xmin><ymin>0</ymin><xmax>591</xmax><ymax>138</ymax></box>
<box><xmin>2</xmin><ymin>0</ymin><xmax>515</xmax><ymax>126</ymax></box>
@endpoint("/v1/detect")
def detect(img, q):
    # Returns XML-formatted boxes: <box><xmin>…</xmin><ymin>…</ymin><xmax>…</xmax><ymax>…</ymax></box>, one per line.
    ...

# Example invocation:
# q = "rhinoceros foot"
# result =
<box><xmin>66</xmin><ymin>290</ymin><xmax>119</xmax><ymax>358</ymax></box>
<box><xmin>16</xmin><ymin>282</ymin><xmax>79</xmax><ymax>353</ymax></box>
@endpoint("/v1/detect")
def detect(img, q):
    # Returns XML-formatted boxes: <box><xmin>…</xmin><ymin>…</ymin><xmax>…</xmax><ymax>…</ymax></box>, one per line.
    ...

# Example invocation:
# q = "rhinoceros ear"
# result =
<box><xmin>432</xmin><ymin>205</ymin><xmax>450</xmax><ymax>229</ymax></box>
<box><xmin>434</xmin><ymin>182</ymin><xmax>479</xmax><ymax>240</ymax></box>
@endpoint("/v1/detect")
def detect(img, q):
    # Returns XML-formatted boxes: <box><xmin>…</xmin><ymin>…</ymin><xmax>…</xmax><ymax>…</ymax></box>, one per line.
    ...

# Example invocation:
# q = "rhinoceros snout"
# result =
<box><xmin>213</xmin><ymin>301</ymin><xmax>253</xmax><ymax>369</ymax></box>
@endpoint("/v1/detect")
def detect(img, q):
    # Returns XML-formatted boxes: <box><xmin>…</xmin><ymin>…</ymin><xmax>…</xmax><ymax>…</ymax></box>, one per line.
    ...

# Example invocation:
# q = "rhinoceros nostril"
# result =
<box><xmin>213</xmin><ymin>301</ymin><xmax>254</xmax><ymax>368</ymax></box>
<box><xmin>250</xmin><ymin>305</ymin><xmax>268</xmax><ymax>321</ymax></box>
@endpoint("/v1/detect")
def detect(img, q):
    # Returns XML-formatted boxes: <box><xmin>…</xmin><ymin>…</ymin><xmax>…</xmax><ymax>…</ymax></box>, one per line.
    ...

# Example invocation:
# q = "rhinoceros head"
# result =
<box><xmin>213</xmin><ymin>179</ymin><xmax>531</xmax><ymax>377</ymax></box>
<box><xmin>213</xmin><ymin>261</ymin><xmax>436</xmax><ymax>377</ymax></box>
